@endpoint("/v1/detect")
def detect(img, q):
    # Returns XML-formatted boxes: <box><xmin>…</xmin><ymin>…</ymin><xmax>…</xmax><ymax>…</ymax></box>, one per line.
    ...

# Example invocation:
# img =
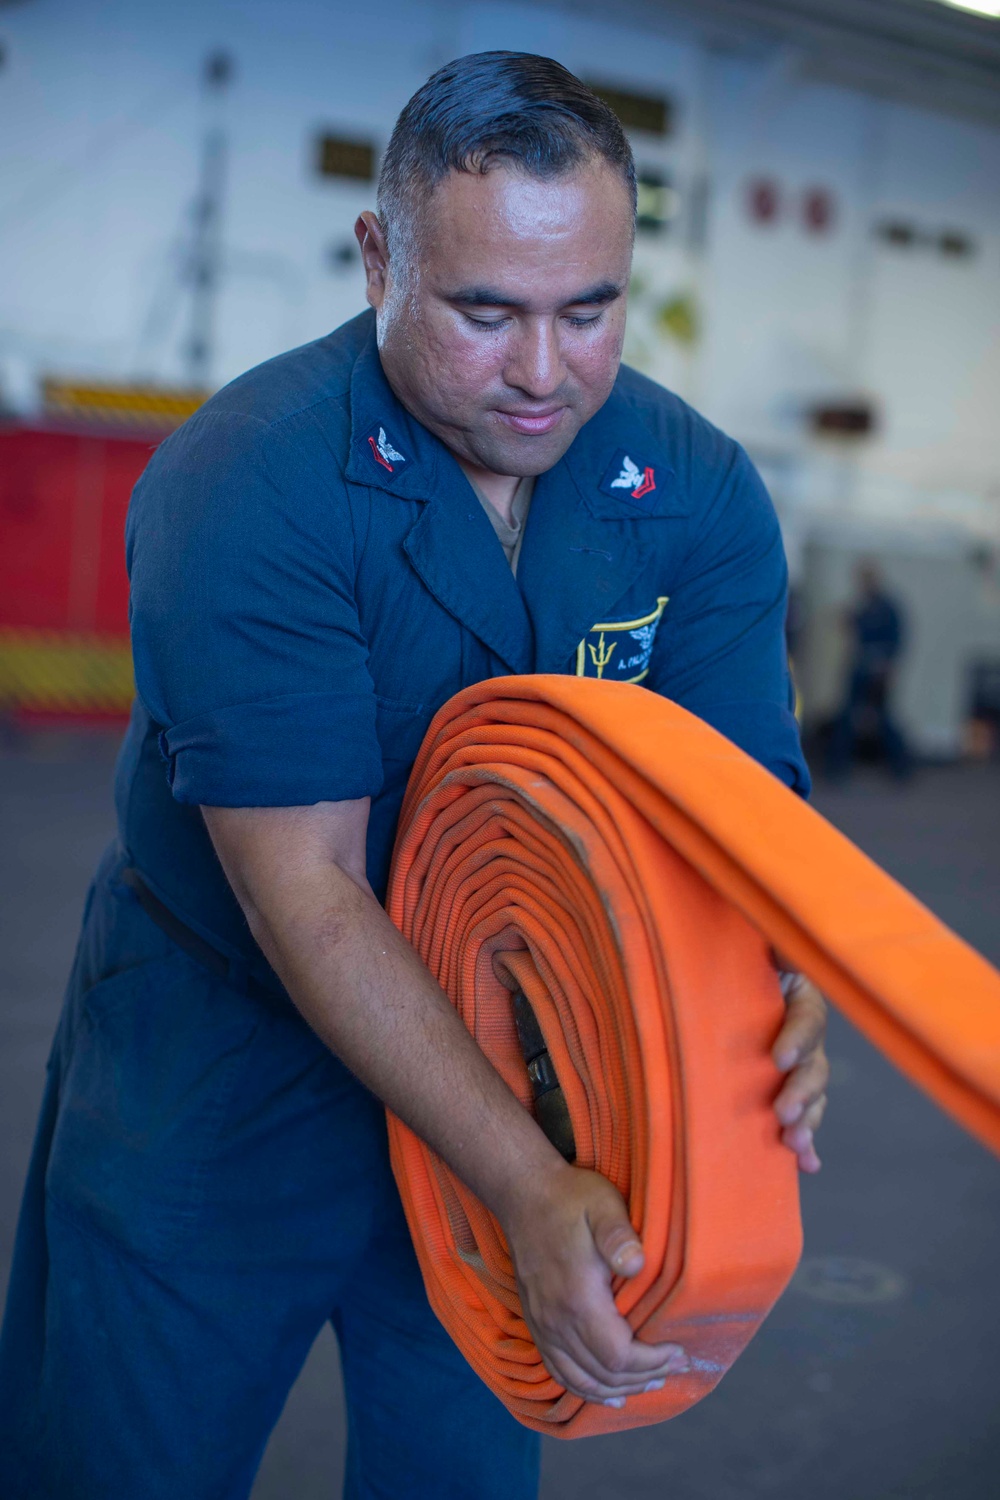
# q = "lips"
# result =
<box><xmin>495</xmin><ymin>407</ymin><xmax>566</xmax><ymax>436</ymax></box>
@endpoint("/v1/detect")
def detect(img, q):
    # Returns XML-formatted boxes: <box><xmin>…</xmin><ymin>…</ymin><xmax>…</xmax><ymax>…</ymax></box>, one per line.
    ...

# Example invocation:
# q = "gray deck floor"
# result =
<box><xmin>2</xmin><ymin>730</ymin><xmax>998</xmax><ymax>1498</ymax></box>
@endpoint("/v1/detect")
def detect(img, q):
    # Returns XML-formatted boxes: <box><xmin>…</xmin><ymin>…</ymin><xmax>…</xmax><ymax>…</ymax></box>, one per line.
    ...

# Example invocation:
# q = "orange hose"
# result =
<box><xmin>386</xmin><ymin>676</ymin><xmax>1000</xmax><ymax>1437</ymax></box>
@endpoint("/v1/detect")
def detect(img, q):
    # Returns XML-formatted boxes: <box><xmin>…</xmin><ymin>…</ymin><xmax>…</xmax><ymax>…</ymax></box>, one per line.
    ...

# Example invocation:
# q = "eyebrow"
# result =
<box><xmin>447</xmin><ymin>280</ymin><xmax>624</xmax><ymax>311</ymax></box>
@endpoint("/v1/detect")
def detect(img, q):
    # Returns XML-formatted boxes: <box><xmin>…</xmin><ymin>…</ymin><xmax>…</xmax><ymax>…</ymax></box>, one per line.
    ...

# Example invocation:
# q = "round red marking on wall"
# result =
<box><xmin>746</xmin><ymin>177</ymin><xmax>781</xmax><ymax>224</ymax></box>
<box><xmin>803</xmin><ymin>186</ymin><xmax>836</xmax><ymax>234</ymax></box>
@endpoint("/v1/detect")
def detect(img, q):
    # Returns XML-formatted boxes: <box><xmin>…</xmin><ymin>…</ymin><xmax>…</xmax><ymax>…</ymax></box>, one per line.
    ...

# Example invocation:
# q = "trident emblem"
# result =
<box><xmin>588</xmin><ymin>632</ymin><xmax>616</xmax><ymax>679</ymax></box>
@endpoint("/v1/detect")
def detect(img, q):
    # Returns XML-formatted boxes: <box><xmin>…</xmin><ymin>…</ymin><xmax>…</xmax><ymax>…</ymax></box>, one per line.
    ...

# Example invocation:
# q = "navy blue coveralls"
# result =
<box><xmin>0</xmin><ymin>311</ymin><xmax>809</xmax><ymax>1500</ymax></box>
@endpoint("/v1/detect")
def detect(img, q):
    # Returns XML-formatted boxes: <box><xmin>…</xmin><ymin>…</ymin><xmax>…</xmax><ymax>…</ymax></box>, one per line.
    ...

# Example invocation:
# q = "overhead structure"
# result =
<box><xmin>183</xmin><ymin>51</ymin><xmax>235</xmax><ymax>387</ymax></box>
<box><xmin>564</xmin><ymin>0</ymin><xmax>1000</xmax><ymax>128</ymax></box>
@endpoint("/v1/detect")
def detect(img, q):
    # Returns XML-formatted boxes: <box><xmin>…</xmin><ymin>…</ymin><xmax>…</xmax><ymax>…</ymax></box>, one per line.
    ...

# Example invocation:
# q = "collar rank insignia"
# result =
<box><xmin>368</xmin><ymin>425</ymin><xmax>406</xmax><ymax>473</ymax></box>
<box><xmin>610</xmin><ymin>453</ymin><xmax>656</xmax><ymax>500</ymax></box>
<box><xmin>599</xmin><ymin>448</ymin><xmax>659</xmax><ymax>509</ymax></box>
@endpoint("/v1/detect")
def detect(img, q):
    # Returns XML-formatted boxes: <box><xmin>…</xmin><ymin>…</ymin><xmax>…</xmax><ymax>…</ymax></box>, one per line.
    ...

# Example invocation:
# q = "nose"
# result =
<box><xmin>504</xmin><ymin>318</ymin><xmax>566</xmax><ymax>401</ymax></box>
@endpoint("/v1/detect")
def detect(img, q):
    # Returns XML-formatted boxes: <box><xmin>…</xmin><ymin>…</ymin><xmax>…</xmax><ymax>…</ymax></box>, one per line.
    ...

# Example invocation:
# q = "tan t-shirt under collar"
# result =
<box><xmin>467</xmin><ymin>476</ymin><xmax>535</xmax><ymax>577</ymax></box>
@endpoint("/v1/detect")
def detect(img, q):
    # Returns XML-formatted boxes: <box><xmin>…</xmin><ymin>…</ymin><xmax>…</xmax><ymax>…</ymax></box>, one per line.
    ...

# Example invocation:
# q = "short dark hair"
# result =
<box><xmin>377</xmin><ymin>51</ymin><xmax>636</xmax><ymax>254</ymax></box>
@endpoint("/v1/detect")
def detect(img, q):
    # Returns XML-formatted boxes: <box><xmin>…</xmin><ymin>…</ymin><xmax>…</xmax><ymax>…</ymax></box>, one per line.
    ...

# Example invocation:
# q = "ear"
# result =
<box><xmin>355</xmin><ymin>211</ymin><xmax>390</xmax><ymax>310</ymax></box>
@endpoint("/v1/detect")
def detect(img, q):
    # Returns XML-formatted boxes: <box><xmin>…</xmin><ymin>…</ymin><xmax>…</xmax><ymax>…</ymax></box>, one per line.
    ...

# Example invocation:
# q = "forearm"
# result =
<box><xmin>226</xmin><ymin>849</ymin><xmax>566</xmax><ymax>1228</ymax></box>
<box><xmin>203</xmin><ymin>802</ymin><xmax>689</xmax><ymax>1400</ymax></box>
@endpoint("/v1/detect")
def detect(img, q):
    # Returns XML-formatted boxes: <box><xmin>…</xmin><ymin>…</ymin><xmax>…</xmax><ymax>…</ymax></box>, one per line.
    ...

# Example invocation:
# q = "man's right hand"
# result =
<box><xmin>503</xmin><ymin>1164</ymin><xmax>689</xmax><ymax>1405</ymax></box>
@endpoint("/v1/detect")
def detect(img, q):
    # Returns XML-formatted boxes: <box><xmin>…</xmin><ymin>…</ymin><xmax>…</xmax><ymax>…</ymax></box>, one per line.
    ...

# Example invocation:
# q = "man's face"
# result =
<box><xmin>359</xmin><ymin>159</ymin><xmax>634</xmax><ymax>478</ymax></box>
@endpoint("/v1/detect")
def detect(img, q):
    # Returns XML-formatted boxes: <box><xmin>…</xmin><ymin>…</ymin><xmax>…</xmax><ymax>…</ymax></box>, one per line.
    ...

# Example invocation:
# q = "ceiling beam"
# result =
<box><xmin>563</xmin><ymin>0</ymin><xmax>1000</xmax><ymax>128</ymax></box>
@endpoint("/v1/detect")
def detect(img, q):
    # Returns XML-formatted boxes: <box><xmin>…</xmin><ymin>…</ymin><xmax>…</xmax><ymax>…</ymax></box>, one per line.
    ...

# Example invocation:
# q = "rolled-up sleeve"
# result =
<box><xmin>127</xmin><ymin>408</ymin><xmax>382</xmax><ymax>807</ymax></box>
<box><xmin>646</xmin><ymin>443</ymin><xmax>810</xmax><ymax>796</ymax></box>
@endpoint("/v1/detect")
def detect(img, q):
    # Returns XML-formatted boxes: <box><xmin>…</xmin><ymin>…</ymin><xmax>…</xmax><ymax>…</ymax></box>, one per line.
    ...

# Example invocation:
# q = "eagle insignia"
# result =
<box><xmin>609</xmin><ymin>454</ymin><xmax>656</xmax><ymax>500</ymax></box>
<box><xmin>600</xmin><ymin>448</ymin><xmax>659</xmax><ymax>505</ymax></box>
<box><xmin>368</xmin><ymin>425</ymin><xmax>406</xmax><ymax>472</ymax></box>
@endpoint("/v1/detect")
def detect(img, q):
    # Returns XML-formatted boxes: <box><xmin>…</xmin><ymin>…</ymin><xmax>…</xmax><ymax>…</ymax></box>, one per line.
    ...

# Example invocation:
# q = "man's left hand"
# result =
<box><xmin>771</xmin><ymin>966</ymin><xmax>829</xmax><ymax>1173</ymax></box>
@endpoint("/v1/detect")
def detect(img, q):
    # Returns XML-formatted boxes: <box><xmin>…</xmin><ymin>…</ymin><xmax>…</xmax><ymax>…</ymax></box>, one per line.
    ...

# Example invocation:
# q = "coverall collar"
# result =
<box><xmin>345</xmin><ymin>317</ymin><xmax>687</xmax><ymax>677</ymax></box>
<box><xmin>518</xmin><ymin>383</ymin><xmax>687</xmax><ymax>673</ymax></box>
<box><xmin>346</xmin><ymin>321</ymin><xmax>535</xmax><ymax>674</ymax></box>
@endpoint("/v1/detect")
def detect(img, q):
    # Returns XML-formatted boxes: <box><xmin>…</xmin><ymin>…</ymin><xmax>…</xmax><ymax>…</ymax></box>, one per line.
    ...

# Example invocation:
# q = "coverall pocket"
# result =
<box><xmin>45</xmin><ymin>950</ymin><xmax>258</xmax><ymax>1264</ymax></box>
<box><xmin>375</xmin><ymin>694</ymin><xmax>435</xmax><ymax>767</ymax></box>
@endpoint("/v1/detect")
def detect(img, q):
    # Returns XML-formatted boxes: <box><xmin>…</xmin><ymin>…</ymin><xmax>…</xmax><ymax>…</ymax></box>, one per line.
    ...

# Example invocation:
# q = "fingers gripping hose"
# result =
<box><xmin>386</xmin><ymin>676</ymin><xmax>1000</xmax><ymax>1437</ymax></box>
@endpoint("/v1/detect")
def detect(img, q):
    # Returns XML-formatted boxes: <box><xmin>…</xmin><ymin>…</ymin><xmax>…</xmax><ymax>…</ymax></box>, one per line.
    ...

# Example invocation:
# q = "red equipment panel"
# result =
<box><xmin>0</xmin><ymin>423</ymin><xmax>157</xmax><ymax>723</ymax></box>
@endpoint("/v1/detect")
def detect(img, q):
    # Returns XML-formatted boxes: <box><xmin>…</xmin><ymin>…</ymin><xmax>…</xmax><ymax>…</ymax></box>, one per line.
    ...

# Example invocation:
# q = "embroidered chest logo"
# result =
<box><xmin>368</xmin><ymin>426</ymin><xmax>406</xmax><ymax>473</ymax></box>
<box><xmin>610</xmin><ymin>454</ymin><xmax>656</xmax><ymax>501</ymax></box>
<box><xmin>575</xmin><ymin>596</ymin><xmax>669</xmax><ymax>685</ymax></box>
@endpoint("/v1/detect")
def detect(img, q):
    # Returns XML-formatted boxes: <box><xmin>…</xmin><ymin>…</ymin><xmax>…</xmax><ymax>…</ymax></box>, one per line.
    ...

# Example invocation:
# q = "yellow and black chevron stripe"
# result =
<box><xmin>42</xmin><ymin>379</ymin><xmax>208</xmax><ymax>430</ymax></box>
<box><xmin>0</xmin><ymin>630</ymin><xmax>134</xmax><ymax>715</ymax></box>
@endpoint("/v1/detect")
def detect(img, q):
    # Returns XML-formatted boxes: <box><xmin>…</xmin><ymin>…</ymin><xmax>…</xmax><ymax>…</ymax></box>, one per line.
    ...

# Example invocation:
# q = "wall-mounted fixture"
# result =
<box><xmin>635</xmin><ymin>169</ymin><xmax>680</xmax><ymax>234</ymax></box>
<box><xmin>655</xmin><ymin>293</ymin><xmax>698</xmax><ymax>347</ymax></box>
<box><xmin>326</xmin><ymin>240</ymin><xmax>360</xmax><ymax>271</ymax></box>
<box><xmin>745</xmin><ymin>180</ymin><xmax>840</xmax><ymax>233</ymax></box>
<box><xmin>876</xmin><ymin>219</ymin><xmax>920</xmax><ymax>247</ymax></box>
<box><xmin>808</xmin><ymin>401</ymin><xmax>877</xmax><ymax>437</ymax></box>
<box><xmin>746</xmin><ymin>177</ymin><xmax>781</xmax><ymax>225</ymax></box>
<box><xmin>584</xmin><ymin>81</ymin><xmax>672</xmax><ymax>136</ymax></box>
<box><xmin>314</xmin><ymin>133</ymin><xmax>376</xmax><ymax>182</ymax></box>
<box><xmin>802</xmin><ymin>186</ymin><xmax>836</xmax><ymax>235</ymax></box>
<box><xmin>939</xmin><ymin>230</ymin><xmax>975</xmax><ymax>257</ymax></box>
<box><xmin>875</xmin><ymin>219</ymin><xmax>977</xmax><ymax>258</ymax></box>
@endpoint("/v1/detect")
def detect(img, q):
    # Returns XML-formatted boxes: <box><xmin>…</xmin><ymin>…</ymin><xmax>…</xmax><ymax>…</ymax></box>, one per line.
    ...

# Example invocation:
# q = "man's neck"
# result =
<box><xmin>455</xmin><ymin>459</ymin><xmax>522</xmax><ymax>526</ymax></box>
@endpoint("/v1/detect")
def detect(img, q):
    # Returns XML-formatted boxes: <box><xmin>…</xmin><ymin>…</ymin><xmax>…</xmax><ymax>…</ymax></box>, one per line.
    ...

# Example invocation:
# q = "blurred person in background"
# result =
<box><xmin>0</xmin><ymin>51</ymin><xmax>828</xmax><ymax>1500</ymax></box>
<box><xmin>826</xmin><ymin>560</ymin><xmax>911</xmax><ymax>781</ymax></box>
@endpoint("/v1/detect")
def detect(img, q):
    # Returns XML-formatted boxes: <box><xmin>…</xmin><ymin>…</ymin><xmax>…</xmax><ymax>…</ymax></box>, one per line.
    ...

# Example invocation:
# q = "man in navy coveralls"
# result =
<box><xmin>0</xmin><ymin>52</ymin><xmax>829</xmax><ymax>1500</ymax></box>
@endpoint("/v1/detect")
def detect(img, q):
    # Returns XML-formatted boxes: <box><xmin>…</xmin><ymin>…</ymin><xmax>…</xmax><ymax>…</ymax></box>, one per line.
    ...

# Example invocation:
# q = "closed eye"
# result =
<box><xmin>463</xmin><ymin>312</ymin><xmax>606</xmax><ymax>331</ymax></box>
<box><xmin>464</xmin><ymin>314</ymin><xmax>510</xmax><ymax>331</ymax></box>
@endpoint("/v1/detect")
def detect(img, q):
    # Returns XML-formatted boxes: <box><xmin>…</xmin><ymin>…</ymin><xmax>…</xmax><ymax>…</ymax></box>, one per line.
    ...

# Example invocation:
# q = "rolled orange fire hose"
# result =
<box><xmin>386</xmin><ymin>675</ymin><xmax>1000</xmax><ymax>1437</ymax></box>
